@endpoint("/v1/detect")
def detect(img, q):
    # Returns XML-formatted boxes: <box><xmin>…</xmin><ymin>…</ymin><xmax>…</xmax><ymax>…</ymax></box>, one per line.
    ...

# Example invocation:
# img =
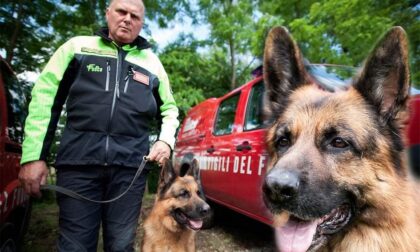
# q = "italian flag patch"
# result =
<box><xmin>133</xmin><ymin>70</ymin><xmax>149</xmax><ymax>85</ymax></box>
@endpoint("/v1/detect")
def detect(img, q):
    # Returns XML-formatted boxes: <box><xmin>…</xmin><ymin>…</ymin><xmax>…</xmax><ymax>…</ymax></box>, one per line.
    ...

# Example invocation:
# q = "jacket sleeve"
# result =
<box><xmin>155</xmin><ymin>62</ymin><xmax>179</xmax><ymax>149</ymax></box>
<box><xmin>21</xmin><ymin>39</ymin><xmax>76</xmax><ymax>165</ymax></box>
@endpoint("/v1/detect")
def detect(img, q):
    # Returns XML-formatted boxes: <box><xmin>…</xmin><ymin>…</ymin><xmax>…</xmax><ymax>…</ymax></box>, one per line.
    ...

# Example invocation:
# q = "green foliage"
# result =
<box><xmin>259</xmin><ymin>0</ymin><xmax>317</xmax><ymax>21</ymax></box>
<box><xmin>0</xmin><ymin>0</ymin><xmax>108</xmax><ymax>72</ymax></box>
<box><xmin>250</xmin><ymin>14</ymin><xmax>285</xmax><ymax>58</ymax></box>
<box><xmin>159</xmin><ymin>34</ymin><xmax>233</xmax><ymax>119</ymax></box>
<box><xmin>258</xmin><ymin>0</ymin><xmax>419</xmax><ymax>87</ymax></box>
<box><xmin>290</xmin><ymin>0</ymin><xmax>392</xmax><ymax>65</ymax></box>
<box><xmin>0</xmin><ymin>0</ymin><xmax>58</xmax><ymax>73</ymax></box>
<box><xmin>197</xmin><ymin>0</ymin><xmax>253</xmax><ymax>88</ymax></box>
<box><xmin>197</xmin><ymin>0</ymin><xmax>282</xmax><ymax>88</ymax></box>
<box><xmin>200</xmin><ymin>0</ymin><xmax>254</xmax><ymax>49</ymax></box>
<box><xmin>143</xmin><ymin>0</ymin><xmax>192</xmax><ymax>27</ymax></box>
<box><xmin>51</xmin><ymin>0</ymin><xmax>108</xmax><ymax>47</ymax></box>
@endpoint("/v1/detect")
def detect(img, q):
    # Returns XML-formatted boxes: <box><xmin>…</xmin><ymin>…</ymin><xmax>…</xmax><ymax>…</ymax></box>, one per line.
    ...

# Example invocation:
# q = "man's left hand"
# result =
<box><xmin>146</xmin><ymin>141</ymin><xmax>171</xmax><ymax>164</ymax></box>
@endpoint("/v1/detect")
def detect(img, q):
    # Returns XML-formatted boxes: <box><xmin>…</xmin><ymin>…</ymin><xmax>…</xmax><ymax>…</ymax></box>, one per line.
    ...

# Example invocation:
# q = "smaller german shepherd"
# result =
<box><xmin>141</xmin><ymin>158</ymin><xmax>211</xmax><ymax>252</ymax></box>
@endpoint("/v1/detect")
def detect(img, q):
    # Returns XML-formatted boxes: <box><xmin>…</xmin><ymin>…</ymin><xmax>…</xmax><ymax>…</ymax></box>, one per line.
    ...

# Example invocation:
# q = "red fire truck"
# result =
<box><xmin>173</xmin><ymin>64</ymin><xmax>420</xmax><ymax>225</ymax></box>
<box><xmin>0</xmin><ymin>58</ymin><xmax>31</xmax><ymax>252</ymax></box>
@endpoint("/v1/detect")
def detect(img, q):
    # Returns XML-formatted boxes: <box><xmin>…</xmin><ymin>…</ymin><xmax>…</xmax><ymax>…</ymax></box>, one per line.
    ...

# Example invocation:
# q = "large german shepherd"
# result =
<box><xmin>141</xmin><ymin>158</ymin><xmax>211</xmax><ymax>252</ymax></box>
<box><xmin>262</xmin><ymin>26</ymin><xmax>420</xmax><ymax>252</ymax></box>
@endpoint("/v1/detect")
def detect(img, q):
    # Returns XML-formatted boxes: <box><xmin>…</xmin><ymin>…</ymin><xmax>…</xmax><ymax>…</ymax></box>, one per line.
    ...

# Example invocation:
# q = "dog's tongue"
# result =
<box><xmin>188</xmin><ymin>219</ymin><xmax>203</xmax><ymax>229</ymax></box>
<box><xmin>275</xmin><ymin>218</ymin><xmax>318</xmax><ymax>252</ymax></box>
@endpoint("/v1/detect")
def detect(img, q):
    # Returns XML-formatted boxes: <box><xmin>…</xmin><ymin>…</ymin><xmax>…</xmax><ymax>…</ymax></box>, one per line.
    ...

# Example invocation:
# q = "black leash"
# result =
<box><xmin>40</xmin><ymin>156</ymin><xmax>148</xmax><ymax>204</ymax></box>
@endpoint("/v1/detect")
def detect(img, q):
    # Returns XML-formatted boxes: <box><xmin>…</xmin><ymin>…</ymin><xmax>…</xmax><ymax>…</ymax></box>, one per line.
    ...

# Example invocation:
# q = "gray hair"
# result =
<box><xmin>108</xmin><ymin>0</ymin><xmax>145</xmax><ymax>11</ymax></box>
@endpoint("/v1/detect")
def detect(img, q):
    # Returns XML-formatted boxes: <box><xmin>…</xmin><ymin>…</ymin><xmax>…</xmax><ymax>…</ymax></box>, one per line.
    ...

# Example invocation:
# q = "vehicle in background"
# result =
<box><xmin>407</xmin><ymin>87</ymin><xmax>420</xmax><ymax>176</ymax></box>
<box><xmin>0</xmin><ymin>57</ymin><xmax>31</xmax><ymax>252</ymax></box>
<box><xmin>173</xmin><ymin>64</ymin><xmax>420</xmax><ymax>225</ymax></box>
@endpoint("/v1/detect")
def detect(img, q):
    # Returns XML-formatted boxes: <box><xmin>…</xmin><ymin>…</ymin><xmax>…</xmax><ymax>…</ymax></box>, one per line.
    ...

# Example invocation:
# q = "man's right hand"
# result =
<box><xmin>18</xmin><ymin>160</ymin><xmax>49</xmax><ymax>198</ymax></box>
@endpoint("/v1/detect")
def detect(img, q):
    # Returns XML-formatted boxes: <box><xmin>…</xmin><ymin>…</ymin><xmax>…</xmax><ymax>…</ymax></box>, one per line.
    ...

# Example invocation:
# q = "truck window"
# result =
<box><xmin>4</xmin><ymin>73</ymin><xmax>27</xmax><ymax>143</ymax></box>
<box><xmin>245</xmin><ymin>82</ymin><xmax>264</xmax><ymax>131</ymax></box>
<box><xmin>214</xmin><ymin>93</ymin><xmax>240</xmax><ymax>136</ymax></box>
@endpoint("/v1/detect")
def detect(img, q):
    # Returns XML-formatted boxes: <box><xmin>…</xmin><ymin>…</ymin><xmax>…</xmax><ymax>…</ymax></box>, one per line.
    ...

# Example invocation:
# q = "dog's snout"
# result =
<box><xmin>263</xmin><ymin>169</ymin><xmax>300</xmax><ymax>202</ymax></box>
<box><xmin>198</xmin><ymin>203</ymin><xmax>210</xmax><ymax>216</ymax></box>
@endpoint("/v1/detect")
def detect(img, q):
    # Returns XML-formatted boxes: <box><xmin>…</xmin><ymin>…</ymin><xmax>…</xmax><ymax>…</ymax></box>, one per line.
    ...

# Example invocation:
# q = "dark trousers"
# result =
<box><xmin>55</xmin><ymin>165</ymin><xmax>148</xmax><ymax>252</ymax></box>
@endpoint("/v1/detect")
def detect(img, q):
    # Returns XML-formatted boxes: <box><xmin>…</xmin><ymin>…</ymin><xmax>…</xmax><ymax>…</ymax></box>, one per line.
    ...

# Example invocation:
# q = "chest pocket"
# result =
<box><xmin>68</xmin><ymin>55</ymin><xmax>115</xmax><ymax>104</ymax></box>
<box><xmin>120</xmin><ymin>66</ymin><xmax>157</xmax><ymax>115</ymax></box>
<box><xmin>110</xmin><ymin>65</ymin><xmax>158</xmax><ymax>137</ymax></box>
<box><xmin>66</xmin><ymin>55</ymin><xmax>116</xmax><ymax>132</ymax></box>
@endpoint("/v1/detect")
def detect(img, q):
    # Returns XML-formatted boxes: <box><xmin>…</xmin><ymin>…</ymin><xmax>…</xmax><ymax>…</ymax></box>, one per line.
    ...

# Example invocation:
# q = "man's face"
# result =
<box><xmin>106</xmin><ymin>0</ymin><xmax>144</xmax><ymax>45</ymax></box>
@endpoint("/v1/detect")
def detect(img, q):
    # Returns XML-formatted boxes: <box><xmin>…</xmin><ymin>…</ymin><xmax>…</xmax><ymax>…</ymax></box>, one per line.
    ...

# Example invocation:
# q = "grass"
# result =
<box><xmin>22</xmin><ymin>194</ymin><xmax>59</xmax><ymax>252</ymax></box>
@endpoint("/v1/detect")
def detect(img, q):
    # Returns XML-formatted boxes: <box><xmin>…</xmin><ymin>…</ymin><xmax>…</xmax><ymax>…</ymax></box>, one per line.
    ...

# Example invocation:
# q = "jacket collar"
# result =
<box><xmin>95</xmin><ymin>27</ymin><xmax>151</xmax><ymax>50</ymax></box>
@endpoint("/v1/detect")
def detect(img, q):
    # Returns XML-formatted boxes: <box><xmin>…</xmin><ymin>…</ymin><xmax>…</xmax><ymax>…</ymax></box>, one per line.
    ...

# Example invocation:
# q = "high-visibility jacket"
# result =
<box><xmin>21</xmin><ymin>28</ymin><xmax>179</xmax><ymax>168</ymax></box>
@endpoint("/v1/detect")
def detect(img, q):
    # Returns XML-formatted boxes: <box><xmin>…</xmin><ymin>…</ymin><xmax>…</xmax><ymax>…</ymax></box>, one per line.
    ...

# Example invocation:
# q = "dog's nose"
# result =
<box><xmin>198</xmin><ymin>203</ymin><xmax>210</xmax><ymax>216</ymax></box>
<box><xmin>263</xmin><ymin>169</ymin><xmax>300</xmax><ymax>202</ymax></box>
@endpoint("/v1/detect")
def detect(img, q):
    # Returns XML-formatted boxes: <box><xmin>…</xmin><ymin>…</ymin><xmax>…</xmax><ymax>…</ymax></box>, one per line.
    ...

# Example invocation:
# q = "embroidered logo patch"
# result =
<box><xmin>86</xmin><ymin>64</ymin><xmax>103</xmax><ymax>72</ymax></box>
<box><xmin>133</xmin><ymin>70</ymin><xmax>149</xmax><ymax>85</ymax></box>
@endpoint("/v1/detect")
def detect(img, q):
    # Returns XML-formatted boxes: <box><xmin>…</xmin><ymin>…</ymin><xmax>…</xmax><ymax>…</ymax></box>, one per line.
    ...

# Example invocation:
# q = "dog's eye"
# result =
<box><xmin>178</xmin><ymin>190</ymin><xmax>190</xmax><ymax>199</ymax></box>
<box><xmin>277</xmin><ymin>136</ymin><xmax>290</xmax><ymax>148</ymax></box>
<box><xmin>330</xmin><ymin>137</ymin><xmax>349</xmax><ymax>148</ymax></box>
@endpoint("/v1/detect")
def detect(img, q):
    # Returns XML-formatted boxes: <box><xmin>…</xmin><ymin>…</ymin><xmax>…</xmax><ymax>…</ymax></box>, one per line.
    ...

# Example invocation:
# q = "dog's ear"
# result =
<box><xmin>353</xmin><ymin>26</ymin><xmax>410</xmax><ymax>127</ymax></box>
<box><xmin>159</xmin><ymin>158</ymin><xmax>176</xmax><ymax>186</ymax></box>
<box><xmin>185</xmin><ymin>159</ymin><xmax>200</xmax><ymax>181</ymax></box>
<box><xmin>263</xmin><ymin>26</ymin><xmax>311</xmax><ymax>119</ymax></box>
<box><xmin>186</xmin><ymin>159</ymin><xmax>207</xmax><ymax>201</ymax></box>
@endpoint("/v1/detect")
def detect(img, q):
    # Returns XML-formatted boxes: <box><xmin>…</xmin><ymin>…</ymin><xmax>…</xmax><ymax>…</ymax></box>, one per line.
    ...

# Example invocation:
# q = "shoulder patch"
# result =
<box><xmin>81</xmin><ymin>47</ymin><xmax>115</xmax><ymax>56</ymax></box>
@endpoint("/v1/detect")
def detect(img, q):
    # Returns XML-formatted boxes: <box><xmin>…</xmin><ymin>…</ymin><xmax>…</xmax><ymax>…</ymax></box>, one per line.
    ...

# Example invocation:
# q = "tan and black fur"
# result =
<box><xmin>262</xmin><ymin>26</ymin><xmax>420</xmax><ymax>252</ymax></box>
<box><xmin>142</xmin><ymin>158</ymin><xmax>210</xmax><ymax>252</ymax></box>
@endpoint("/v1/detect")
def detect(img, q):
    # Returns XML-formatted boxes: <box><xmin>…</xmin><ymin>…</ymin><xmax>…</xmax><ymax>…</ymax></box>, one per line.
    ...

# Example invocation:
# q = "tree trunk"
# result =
<box><xmin>6</xmin><ymin>0</ymin><xmax>23</xmax><ymax>64</ymax></box>
<box><xmin>229</xmin><ymin>38</ymin><xmax>236</xmax><ymax>90</ymax></box>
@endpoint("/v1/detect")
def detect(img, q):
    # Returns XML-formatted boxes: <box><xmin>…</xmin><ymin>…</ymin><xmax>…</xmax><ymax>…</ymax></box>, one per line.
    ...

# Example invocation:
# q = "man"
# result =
<box><xmin>18</xmin><ymin>0</ymin><xmax>179</xmax><ymax>251</ymax></box>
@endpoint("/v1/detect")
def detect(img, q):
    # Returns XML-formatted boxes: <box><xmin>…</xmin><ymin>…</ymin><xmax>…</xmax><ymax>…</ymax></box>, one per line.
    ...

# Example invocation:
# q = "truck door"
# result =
<box><xmin>0</xmin><ymin>63</ymin><xmax>26</xmax><ymax>222</ymax></box>
<box><xmin>201</xmin><ymin>92</ymin><xmax>241</xmax><ymax>205</ymax></box>
<box><xmin>229</xmin><ymin>81</ymin><xmax>271</xmax><ymax>223</ymax></box>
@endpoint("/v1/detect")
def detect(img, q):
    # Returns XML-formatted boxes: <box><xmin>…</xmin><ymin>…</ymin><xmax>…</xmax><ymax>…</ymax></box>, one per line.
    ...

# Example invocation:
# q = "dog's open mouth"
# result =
<box><xmin>274</xmin><ymin>205</ymin><xmax>352</xmax><ymax>252</ymax></box>
<box><xmin>172</xmin><ymin>209</ymin><xmax>204</xmax><ymax>231</ymax></box>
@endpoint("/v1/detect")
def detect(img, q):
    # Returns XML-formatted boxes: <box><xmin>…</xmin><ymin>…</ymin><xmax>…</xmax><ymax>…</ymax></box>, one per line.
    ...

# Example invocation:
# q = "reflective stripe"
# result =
<box><xmin>105</xmin><ymin>60</ymin><xmax>110</xmax><ymax>91</ymax></box>
<box><xmin>124</xmin><ymin>76</ymin><xmax>129</xmax><ymax>93</ymax></box>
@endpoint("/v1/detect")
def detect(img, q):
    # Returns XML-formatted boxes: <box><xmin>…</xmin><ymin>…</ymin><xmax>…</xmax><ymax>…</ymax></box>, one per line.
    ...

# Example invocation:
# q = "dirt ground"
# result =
<box><xmin>23</xmin><ymin>193</ymin><xmax>276</xmax><ymax>252</ymax></box>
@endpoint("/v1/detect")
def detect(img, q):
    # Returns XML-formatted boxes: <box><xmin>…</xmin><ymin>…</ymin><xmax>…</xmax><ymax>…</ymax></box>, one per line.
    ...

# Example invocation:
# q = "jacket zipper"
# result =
<box><xmin>124</xmin><ymin>66</ymin><xmax>133</xmax><ymax>93</ymax></box>
<box><xmin>105</xmin><ymin>48</ymin><xmax>124</xmax><ymax>165</ymax></box>
<box><xmin>105</xmin><ymin>60</ymin><xmax>110</xmax><ymax>91</ymax></box>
